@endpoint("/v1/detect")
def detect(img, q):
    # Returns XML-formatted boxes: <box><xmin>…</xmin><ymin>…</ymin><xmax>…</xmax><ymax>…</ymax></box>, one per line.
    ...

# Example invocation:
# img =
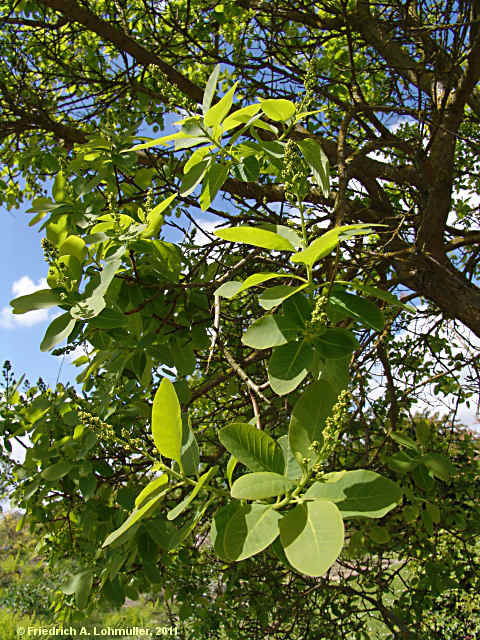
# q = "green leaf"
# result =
<box><xmin>390</xmin><ymin>432</ymin><xmax>420</xmax><ymax>452</ymax></box>
<box><xmin>88</xmin><ymin>309</ymin><xmax>128</xmax><ymax>329</ymax></box>
<box><xmin>421</xmin><ymin>453</ymin><xmax>455</xmax><ymax>481</ymax></box>
<box><xmin>219</xmin><ymin>422</ymin><xmax>285</xmax><ymax>474</ymax></box>
<box><xmin>258</xmin><ymin>284</ymin><xmax>309</xmax><ymax>310</ymax></box>
<box><xmin>268</xmin><ymin>341</ymin><xmax>314</xmax><ymax>396</ymax></box>
<box><xmin>279</xmin><ymin>501</ymin><xmax>344</xmax><ymax>577</ymax></box>
<box><xmin>318</xmin><ymin>356</ymin><xmax>350</xmax><ymax>394</ymax></box>
<box><xmin>231</xmin><ymin>472</ymin><xmax>295</xmax><ymax>499</ymax></box>
<box><xmin>135</xmin><ymin>475</ymin><xmax>169</xmax><ymax>509</ymax></box>
<box><xmin>151</xmin><ymin>378</ymin><xmax>182</xmax><ymax>464</ymax></box>
<box><xmin>214</xmin><ymin>281</ymin><xmax>242</xmax><ymax>298</ymax></box>
<box><xmin>313</xmin><ymin>328</ymin><xmax>360</xmax><ymax>359</ymax></box>
<box><xmin>296</xmin><ymin>139</ymin><xmax>329</xmax><ymax>197</ymax></box>
<box><xmin>242</xmin><ymin>314</ymin><xmax>300</xmax><ymax>349</ymax></box>
<box><xmin>41</xmin><ymin>461</ymin><xmax>74</xmax><ymax>481</ymax></box>
<box><xmin>259</xmin><ymin>98</ymin><xmax>296</xmax><ymax>122</ymax></box>
<box><xmin>127</xmin><ymin>132</ymin><xmax>185</xmax><ymax>151</ymax></box>
<box><xmin>174</xmin><ymin>136</ymin><xmax>211</xmax><ymax>151</ymax></box>
<box><xmin>167</xmin><ymin>466</ymin><xmax>217</xmax><ymax>520</ymax></box>
<box><xmin>289</xmin><ymin>380</ymin><xmax>338</xmax><ymax>462</ymax></box>
<box><xmin>387</xmin><ymin>451</ymin><xmax>419</xmax><ymax>473</ymax></box>
<box><xmin>258</xmin><ymin>224</ymin><xmax>305</xmax><ymax>250</ymax></box>
<box><xmin>291</xmin><ymin>224</ymin><xmax>379</xmax><ymax>268</ymax></box>
<box><xmin>221</xmin><ymin>503</ymin><xmax>281</xmax><ymax>561</ymax></box>
<box><xmin>335</xmin><ymin>280</ymin><xmax>416</xmax><ymax>313</ymax></box>
<box><xmin>70</xmin><ymin>254</ymin><xmax>123</xmax><ymax>320</ymax></box>
<box><xmin>202</xmin><ymin>64</ymin><xmax>220</xmax><ymax>115</ymax></box>
<box><xmin>183</xmin><ymin>146</ymin><xmax>213</xmax><ymax>174</ymax></box>
<box><xmin>222</xmin><ymin>104</ymin><xmax>261</xmax><ymax>131</ymax></box>
<box><xmin>329</xmin><ymin>290</ymin><xmax>384</xmax><ymax>331</ymax></box>
<box><xmin>102</xmin><ymin>492</ymin><xmax>165</xmax><ymax>548</ymax></box>
<box><xmin>282</xmin><ymin>293</ymin><xmax>313</xmax><ymax>329</ymax></box>
<box><xmin>180</xmin><ymin>161</ymin><xmax>209</xmax><ymax>197</ymax></box>
<box><xmin>303</xmin><ymin>470</ymin><xmax>403</xmax><ymax>518</ymax></box>
<box><xmin>59</xmin><ymin>235</ymin><xmax>87</xmax><ymax>262</ymax></box>
<box><xmin>214</xmin><ymin>225</ymin><xmax>296</xmax><ymax>251</ymax></box>
<box><xmin>226</xmin><ymin>455</ymin><xmax>237</xmax><ymax>487</ymax></box>
<box><xmin>40</xmin><ymin>313</ymin><xmax>76</xmax><ymax>352</ymax></box>
<box><xmin>204</xmin><ymin>82</ymin><xmax>238</xmax><ymax>127</ymax></box>
<box><xmin>143</xmin><ymin>193</ymin><xmax>177</xmax><ymax>237</ymax></box>
<box><xmin>277</xmin><ymin>435</ymin><xmax>302</xmax><ymax>482</ymax></box>
<box><xmin>237</xmin><ymin>272</ymin><xmax>306</xmax><ymax>297</ymax></box>
<box><xmin>199</xmin><ymin>163</ymin><xmax>229</xmax><ymax>211</ymax></box>
<box><xmin>52</xmin><ymin>171</ymin><xmax>66</xmax><ymax>202</ymax></box>
<box><xmin>61</xmin><ymin>571</ymin><xmax>93</xmax><ymax>610</ymax></box>
<box><xmin>210</xmin><ymin>502</ymin><xmax>239</xmax><ymax>561</ymax></box>
<box><xmin>10</xmin><ymin>289</ymin><xmax>60</xmax><ymax>314</ymax></box>
<box><xmin>180</xmin><ymin>413</ymin><xmax>200</xmax><ymax>477</ymax></box>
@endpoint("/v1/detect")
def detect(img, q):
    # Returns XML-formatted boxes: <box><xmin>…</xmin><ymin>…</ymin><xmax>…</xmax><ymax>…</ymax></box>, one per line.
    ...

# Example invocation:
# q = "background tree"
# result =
<box><xmin>0</xmin><ymin>1</ymin><xmax>479</xmax><ymax>638</ymax></box>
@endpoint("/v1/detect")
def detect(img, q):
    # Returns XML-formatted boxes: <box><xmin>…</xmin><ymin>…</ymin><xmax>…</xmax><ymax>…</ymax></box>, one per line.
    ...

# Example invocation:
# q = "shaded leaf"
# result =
<box><xmin>289</xmin><ymin>380</ymin><xmax>338</xmax><ymax>462</ymax></box>
<box><xmin>304</xmin><ymin>469</ymin><xmax>403</xmax><ymax>518</ymax></box>
<box><xmin>222</xmin><ymin>503</ymin><xmax>281</xmax><ymax>561</ymax></box>
<box><xmin>242</xmin><ymin>314</ymin><xmax>300</xmax><ymax>349</ymax></box>
<box><xmin>11</xmin><ymin>289</ymin><xmax>60</xmax><ymax>314</ymax></box>
<box><xmin>40</xmin><ymin>313</ymin><xmax>76</xmax><ymax>352</ymax></box>
<box><xmin>268</xmin><ymin>341</ymin><xmax>314</xmax><ymax>396</ymax></box>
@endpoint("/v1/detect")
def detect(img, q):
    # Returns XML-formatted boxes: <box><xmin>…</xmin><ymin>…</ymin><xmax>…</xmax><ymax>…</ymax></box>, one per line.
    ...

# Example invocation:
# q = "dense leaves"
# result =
<box><xmin>1</xmin><ymin>0</ymin><xmax>479</xmax><ymax>636</ymax></box>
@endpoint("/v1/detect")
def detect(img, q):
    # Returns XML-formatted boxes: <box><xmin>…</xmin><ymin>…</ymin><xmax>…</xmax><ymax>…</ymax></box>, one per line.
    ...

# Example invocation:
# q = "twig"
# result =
<box><xmin>223</xmin><ymin>346</ymin><xmax>271</xmax><ymax>405</ymax></box>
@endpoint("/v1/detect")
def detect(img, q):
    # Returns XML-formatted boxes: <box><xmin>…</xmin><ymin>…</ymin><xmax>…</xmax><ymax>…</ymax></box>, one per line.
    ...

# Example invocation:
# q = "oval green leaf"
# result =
<box><xmin>303</xmin><ymin>469</ymin><xmax>403</xmax><ymax>518</ymax></box>
<box><xmin>222</xmin><ymin>503</ymin><xmax>281</xmax><ymax>561</ymax></box>
<box><xmin>219</xmin><ymin>422</ymin><xmax>285</xmax><ymax>474</ymax></box>
<box><xmin>279</xmin><ymin>500</ymin><xmax>344</xmax><ymax>577</ymax></box>
<box><xmin>231</xmin><ymin>472</ymin><xmax>294</xmax><ymax>500</ymax></box>
<box><xmin>268</xmin><ymin>340</ymin><xmax>314</xmax><ymax>396</ymax></box>
<box><xmin>259</xmin><ymin>98</ymin><xmax>296</xmax><ymax>122</ymax></box>
<box><xmin>242</xmin><ymin>314</ymin><xmax>300</xmax><ymax>349</ymax></box>
<box><xmin>289</xmin><ymin>380</ymin><xmax>338</xmax><ymax>462</ymax></box>
<box><xmin>151</xmin><ymin>378</ymin><xmax>182</xmax><ymax>464</ymax></box>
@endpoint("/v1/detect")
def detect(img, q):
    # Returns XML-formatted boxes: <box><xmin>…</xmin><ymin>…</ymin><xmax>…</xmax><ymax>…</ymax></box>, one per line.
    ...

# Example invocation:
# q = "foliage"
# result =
<box><xmin>1</xmin><ymin>0</ymin><xmax>480</xmax><ymax>637</ymax></box>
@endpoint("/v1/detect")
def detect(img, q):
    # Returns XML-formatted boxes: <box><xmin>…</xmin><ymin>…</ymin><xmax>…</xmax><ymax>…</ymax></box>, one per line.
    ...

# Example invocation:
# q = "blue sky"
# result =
<box><xmin>0</xmin><ymin>200</ymin><xmax>84</xmax><ymax>389</ymax></box>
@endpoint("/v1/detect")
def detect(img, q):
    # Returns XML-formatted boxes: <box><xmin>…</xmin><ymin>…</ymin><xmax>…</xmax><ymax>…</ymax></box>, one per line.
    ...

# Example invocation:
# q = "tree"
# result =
<box><xmin>1</xmin><ymin>1</ymin><xmax>479</xmax><ymax>638</ymax></box>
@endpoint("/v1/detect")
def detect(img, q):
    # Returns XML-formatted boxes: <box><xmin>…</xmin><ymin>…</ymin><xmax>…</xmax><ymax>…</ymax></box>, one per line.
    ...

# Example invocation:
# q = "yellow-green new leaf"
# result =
<box><xmin>151</xmin><ymin>378</ymin><xmax>182</xmax><ymax>464</ymax></box>
<box><xmin>259</xmin><ymin>99</ymin><xmax>296</xmax><ymax>122</ymax></box>
<box><xmin>102</xmin><ymin>492</ymin><xmax>165</xmax><ymax>548</ymax></box>
<box><xmin>135</xmin><ymin>474</ymin><xmax>169</xmax><ymax>509</ymax></box>
<box><xmin>204</xmin><ymin>82</ymin><xmax>238</xmax><ymax>128</ymax></box>
<box><xmin>291</xmin><ymin>224</ymin><xmax>381</xmax><ymax>268</ymax></box>
<box><xmin>143</xmin><ymin>194</ymin><xmax>177</xmax><ymax>237</ymax></box>
<box><xmin>215</xmin><ymin>226</ymin><xmax>295</xmax><ymax>251</ymax></box>
<box><xmin>167</xmin><ymin>466</ymin><xmax>217</xmax><ymax>520</ymax></box>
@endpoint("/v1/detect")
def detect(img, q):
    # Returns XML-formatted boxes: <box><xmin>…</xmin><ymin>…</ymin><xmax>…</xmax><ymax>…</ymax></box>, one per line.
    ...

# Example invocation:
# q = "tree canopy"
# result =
<box><xmin>1</xmin><ymin>1</ymin><xmax>479</xmax><ymax>638</ymax></box>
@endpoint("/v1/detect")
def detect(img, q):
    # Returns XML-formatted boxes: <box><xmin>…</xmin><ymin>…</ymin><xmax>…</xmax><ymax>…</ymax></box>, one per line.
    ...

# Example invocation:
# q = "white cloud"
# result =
<box><xmin>0</xmin><ymin>276</ymin><xmax>50</xmax><ymax>329</ymax></box>
<box><xmin>193</xmin><ymin>219</ymin><xmax>219</xmax><ymax>246</ymax></box>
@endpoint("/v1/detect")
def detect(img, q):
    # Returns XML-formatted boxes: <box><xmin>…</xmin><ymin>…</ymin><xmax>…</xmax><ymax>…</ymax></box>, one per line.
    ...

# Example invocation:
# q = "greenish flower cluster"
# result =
<box><xmin>299</xmin><ymin>59</ymin><xmax>318</xmax><ymax>111</ymax></box>
<box><xmin>41</xmin><ymin>238</ymin><xmax>59</xmax><ymax>265</ymax></box>
<box><xmin>305</xmin><ymin>294</ymin><xmax>328</xmax><ymax>337</ymax></box>
<box><xmin>78</xmin><ymin>410</ymin><xmax>113</xmax><ymax>441</ymax></box>
<box><xmin>281</xmin><ymin>139</ymin><xmax>310</xmax><ymax>204</ymax></box>
<box><xmin>319</xmin><ymin>389</ymin><xmax>351</xmax><ymax>461</ymax></box>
